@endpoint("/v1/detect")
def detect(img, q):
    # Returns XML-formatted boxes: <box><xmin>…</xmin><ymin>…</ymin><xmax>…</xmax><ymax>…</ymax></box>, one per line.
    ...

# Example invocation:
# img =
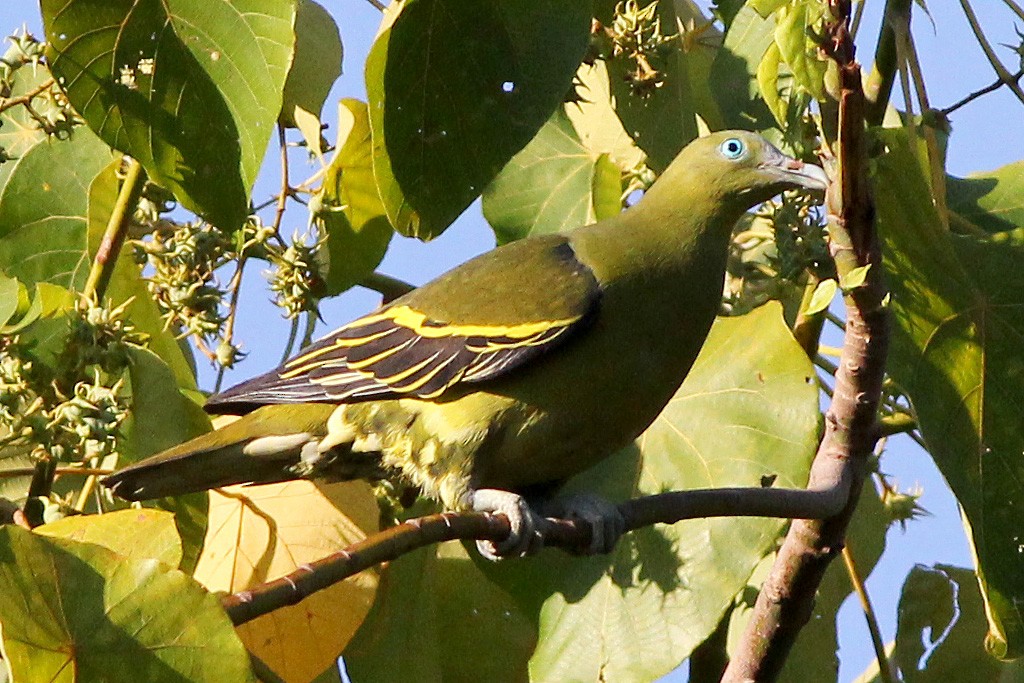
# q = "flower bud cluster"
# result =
<box><xmin>0</xmin><ymin>298</ymin><xmax>141</xmax><ymax>464</ymax></box>
<box><xmin>134</xmin><ymin>221</ymin><xmax>236</xmax><ymax>339</ymax></box>
<box><xmin>607</xmin><ymin>1</ymin><xmax>677</xmax><ymax>98</ymax></box>
<box><xmin>265</xmin><ymin>232</ymin><xmax>326</xmax><ymax>320</ymax></box>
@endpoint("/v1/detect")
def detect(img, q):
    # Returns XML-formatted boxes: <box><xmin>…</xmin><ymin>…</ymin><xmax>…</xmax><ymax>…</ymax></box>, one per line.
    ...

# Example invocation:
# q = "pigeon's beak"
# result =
<box><xmin>763</xmin><ymin>154</ymin><xmax>830</xmax><ymax>192</ymax></box>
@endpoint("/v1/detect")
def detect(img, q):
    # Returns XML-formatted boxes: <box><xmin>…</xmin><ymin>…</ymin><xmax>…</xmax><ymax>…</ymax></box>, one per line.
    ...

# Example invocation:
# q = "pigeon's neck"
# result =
<box><xmin>571</xmin><ymin>173</ymin><xmax>743</xmax><ymax>290</ymax></box>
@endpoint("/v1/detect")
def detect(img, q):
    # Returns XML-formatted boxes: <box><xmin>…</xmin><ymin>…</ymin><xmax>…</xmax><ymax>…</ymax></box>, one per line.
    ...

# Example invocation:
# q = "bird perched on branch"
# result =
<box><xmin>104</xmin><ymin>131</ymin><xmax>827</xmax><ymax>558</ymax></box>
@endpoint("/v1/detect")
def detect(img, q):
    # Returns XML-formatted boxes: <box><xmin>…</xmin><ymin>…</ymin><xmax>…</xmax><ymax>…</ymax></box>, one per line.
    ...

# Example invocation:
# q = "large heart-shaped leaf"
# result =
<box><xmin>0</xmin><ymin>526</ymin><xmax>254</xmax><ymax>682</ymax></box>
<box><xmin>483</xmin><ymin>108</ymin><xmax>622</xmax><ymax>244</ymax></box>
<box><xmin>41</xmin><ymin>0</ymin><xmax>296</xmax><ymax>230</ymax></box>
<box><xmin>508</xmin><ymin>302</ymin><xmax>819</xmax><ymax>682</ymax></box>
<box><xmin>947</xmin><ymin>161</ymin><xmax>1024</xmax><ymax>237</ymax></box>
<box><xmin>344</xmin><ymin>537</ymin><xmax>535</xmax><ymax>683</ymax></box>
<box><xmin>0</xmin><ymin>114</ymin><xmax>115</xmax><ymax>290</ymax></box>
<box><xmin>194</xmin><ymin>480</ymin><xmax>380</xmax><ymax>682</ymax></box>
<box><xmin>365</xmin><ymin>0</ymin><xmax>591</xmax><ymax>239</ymax></box>
<box><xmin>876</xmin><ymin>129</ymin><xmax>1024</xmax><ymax>659</ymax></box>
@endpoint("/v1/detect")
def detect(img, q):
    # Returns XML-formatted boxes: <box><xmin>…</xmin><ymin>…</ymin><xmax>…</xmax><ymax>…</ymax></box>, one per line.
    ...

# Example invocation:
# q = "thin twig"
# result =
<box><xmin>814</xmin><ymin>354</ymin><xmax>839</xmax><ymax>375</ymax></box>
<box><xmin>1003</xmin><ymin>0</ymin><xmax>1024</xmax><ymax>22</ymax></box>
<box><xmin>271</xmin><ymin>124</ymin><xmax>291</xmax><ymax>237</ymax></box>
<box><xmin>941</xmin><ymin>68</ymin><xmax>1024</xmax><ymax>115</ymax></box>
<box><xmin>214</xmin><ymin>254</ymin><xmax>247</xmax><ymax>394</ymax></box>
<box><xmin>842</xmin><ymin>546</ymin><xmax>895</xmax><ymax>683</ymax></box>
<box><xmin>0</xmin><ymin>466</ymin><xmax>112</xmax><ymax>479</ymax></box>
<box><xmin>300</xmin><ymin>309</ymin><xmax>317</xmax><ymax>349</ymax></box>
<box><xmin>279</xmin><ymin>316</ymin><xmax>300</xmax><ymax>364</ymax></box>
<box><xmin>850</xmin><ymin>0</ymin><xmax>866</xmax><ymax>39</ymax></box>
<box><xmin>0</xmin><ymin>77</ymin><xmax>54</xmax><ymax>114</ymax></box>
<box><xmin>959</xmin><ymin>0</ymin><xmax>1024</xmax><ymax>107</ymax></box>
<box><xmin>364</xmin><ymin>0</ymin><xmax>386</xmax><ymax>10</ymax></box>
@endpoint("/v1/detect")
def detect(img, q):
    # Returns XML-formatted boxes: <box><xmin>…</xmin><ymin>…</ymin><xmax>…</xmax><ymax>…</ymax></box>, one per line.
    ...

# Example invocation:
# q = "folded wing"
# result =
<box><xmin>206</xmin><ymin>236</ymin><xmax>601</xmax><ymax>414</ymax></box>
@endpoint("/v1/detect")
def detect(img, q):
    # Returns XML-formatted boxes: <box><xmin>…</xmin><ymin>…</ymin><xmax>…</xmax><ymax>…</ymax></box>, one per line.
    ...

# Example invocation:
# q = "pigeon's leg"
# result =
<box><xmin>469</xmin><ymin>488</ymin><xmax>545</xmax><ymax>561</ymax></box>
<box><xmin>542</xmin><ymin>493</ymin><xmax>626</xmax><ymax>555</ymax></box>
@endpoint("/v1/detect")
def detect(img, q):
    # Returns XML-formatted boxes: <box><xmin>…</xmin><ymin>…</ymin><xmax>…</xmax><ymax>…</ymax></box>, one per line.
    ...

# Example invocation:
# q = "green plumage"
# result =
<box><xmin>105</xmin><ymin>132</ymin><xmax>827</xmax><ymax>549</ymax></box>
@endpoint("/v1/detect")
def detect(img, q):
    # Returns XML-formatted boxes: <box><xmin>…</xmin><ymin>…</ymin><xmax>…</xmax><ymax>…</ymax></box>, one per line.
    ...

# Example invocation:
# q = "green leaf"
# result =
<box><xmin>0</xmin><ymin>274</ymin><xmax>20</xmax><ymax>326</ymax></box>
<box><xmin>564</xmin><ymin>61</ymin><xmax>647</xmax><ymax>173</ymax></box>
<box><xmin>0</xmin><ymin>446</ymin><xmax>35</xmax><ymax>508</ymax></box>
<box><xmin>0</xmin><ymin>67</ymin><xmax>57</xmax><ymax>158</ymax></box>
<box><xmin>483</xmin><ymin>108</ymin><xmax>619</xmax><ymax>244</ymax></box>
<box><xmin>756</xmin><ymin>41</ymin><xmax>787</xmax><ymax>126</ymax></box>
<box><xmin>839</xmin><ymin>263</ymin><xmax>871</xmax><ymax>292</ymax></box>
<box><xmin>600</xmin><ymin>0</ymin><xmax>721</xmax><ymax>172</ymax></box>
<box><xmin>876</xmin><ymin>129</ymin><xmax>1024</xmax><ymax>659</ymax></box>
<box><xmin>0</xmin><ymin>283</ymin><xmax>73</xmax><ymax>334</ymax></box>
<box><xmin>947</xmin><ymin>161</ymin><xmax>1024</xmax><ymax>237</ymax></box>
<box><xmin>0</xmin><ymin>55</ymin><xmax>115</xmax><ymax>298</ymax></box>
<box><xmin>365</xmin><ymin>0</ymin><xmax>591</xmax><ymax>239</ymax></box>
<box><xmin>121</xmin><ymin>347</ymin><xmax>211</xmax><ymax>573</ymax></box>
<box><xmin>485</xmin><ymin>302</ymin><xmax>819</xmax><ymax>682</ymax></box>
<box><xmin>0</xmin><ymin>526</ymin><xmax>255</xmax><ymax>682</ymax></box>
<box><xmin>0</xmin><ymin>125</ymin><xmax>116</xmax><ymax>291</ymax></box>
<box><xmin>592</xmin><ymin>153</ymin><xmax>623</xmax><ymax>221</ymax></box>
<box><xmin>774</xmin><ymin>0</ymin><xmax>828</xmax><ymax>101</ymax></box>
<box><xmin>804</xmin><ymin>277</ymin><xmax>837</xmax><ymax>315</ymax></box>
<box><xmin>710</xmin><ymin>1</ymin><xmax>781</xmax><ymax>137</ymax></box>
<box><xmin>280</xmin><ymin>0</ymin><xmax>343</xmax><ymax>158</ymax></box>
<box><xmin>750</xmin><ymin>0</ymin><xmax>790</xmax><ymax>16</ymax></box>
<box><xmin>36</xmin><ymin>509</ymin><xmax>183</xmax><ymax>569</ymax></box>
<box><xmin>865</xmin><ymin>565</ymin><xmax>1024</xmax><ymax>682</ymax></box>
<box><xmin>344</xmin><ymin>539</ymin><xmax>535</xmax><ymax>683</ymax></box>
<box><xmin>41</xmin><ymin>0</ymin><xmax>297</xmax><ymax>230</ymax></box>
<box><xmin>314</xmin><ymin>99</ymin><xmax>393</xmax><ymax>296</ymax></box>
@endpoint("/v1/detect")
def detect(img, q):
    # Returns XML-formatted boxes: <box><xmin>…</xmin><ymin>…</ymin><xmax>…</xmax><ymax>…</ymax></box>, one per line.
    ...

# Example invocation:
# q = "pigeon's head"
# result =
<box><xmin>668</xmin><ymin>130</ymin><xmax>829</xmax><ymax>208</ymax></box>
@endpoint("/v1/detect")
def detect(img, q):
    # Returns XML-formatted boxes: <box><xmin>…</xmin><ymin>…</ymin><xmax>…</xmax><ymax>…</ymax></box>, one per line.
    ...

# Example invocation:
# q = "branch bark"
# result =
<box><xmin>721</xmin><ymin>1</ymin><xmax>890</xmax><ymax>678</ymax></box>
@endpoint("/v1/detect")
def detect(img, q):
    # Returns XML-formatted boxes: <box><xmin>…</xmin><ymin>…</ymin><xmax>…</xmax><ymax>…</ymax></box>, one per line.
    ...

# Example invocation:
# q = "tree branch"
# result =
<box><xmin>941</xmin><ymin>68</ymin><xmax>1024</xmax><ymax>116</ymax></box>
<box><xmin>0</xmin><ymin>77</ymin><xmax>54</xmax><ymax>114</ymax></box>
<box><xmin>82</xmin><ymin>158</ymin><xmax>146</xmax><ymax>302</ymax></box>
<box><xmin>959</xmin><ymin>0</ymin><xmax>1024</xmax><ymax>107</ymax></box>
<box><xmin>358</xmin><ymin>271</ymin><xmax>416</xmax><ymax>303</ymax></box>
<box><xmin>722</xmin><ymin>1</ymin><xmax>890</xmax><ymax>678</ymax></box>
<box><xmin>864</xmin><ymin>0</ymin><xmax>912</xmax><ymax>125</ymax></box>
<box><xmin>220</xmin><ymin>480</ymin><xmax>850</xmax><ymax>626</ymax></box>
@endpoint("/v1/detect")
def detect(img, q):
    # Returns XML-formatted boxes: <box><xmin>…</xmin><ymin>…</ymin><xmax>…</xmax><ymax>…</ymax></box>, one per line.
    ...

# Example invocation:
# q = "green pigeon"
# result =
<box><xmin>104</xmin><ymin>131</ymin><xmax>827</xmax><ymax>558</ymax></box>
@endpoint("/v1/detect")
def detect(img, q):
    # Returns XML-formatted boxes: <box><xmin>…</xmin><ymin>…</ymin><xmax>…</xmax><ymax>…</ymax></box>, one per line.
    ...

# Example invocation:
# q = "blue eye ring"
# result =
<box><xmin>720</xmin><ymin>137</ymin><xmax>745</xmax><ymax>160</ymax></box>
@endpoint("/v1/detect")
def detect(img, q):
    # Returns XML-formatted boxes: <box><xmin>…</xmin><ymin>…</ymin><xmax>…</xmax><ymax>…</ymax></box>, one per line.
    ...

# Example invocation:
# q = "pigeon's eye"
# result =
<box><xmin>720</xmin><ymin>137</ymin><xmax>746</xmax><ymax>160</ymax></box>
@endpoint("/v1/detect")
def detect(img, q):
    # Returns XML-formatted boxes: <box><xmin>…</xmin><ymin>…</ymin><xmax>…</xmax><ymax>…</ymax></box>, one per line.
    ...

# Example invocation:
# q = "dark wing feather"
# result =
<box><xmin>206</xmin><ymin>238</ymin><xmax>600</xmax><ymax>414</ymax></box>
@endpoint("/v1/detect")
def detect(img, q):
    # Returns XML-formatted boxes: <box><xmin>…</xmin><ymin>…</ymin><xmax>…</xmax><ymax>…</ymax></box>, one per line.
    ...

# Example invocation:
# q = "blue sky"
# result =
<box><xmin>3</xmin><ymin>1</ymin><xmax>1022</xmax><ymax>680</ymax></box>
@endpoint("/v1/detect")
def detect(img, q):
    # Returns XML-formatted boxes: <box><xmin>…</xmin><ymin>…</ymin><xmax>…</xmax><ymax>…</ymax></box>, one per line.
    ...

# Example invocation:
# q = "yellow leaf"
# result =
<box><xmin>36</xmin><ymin>508</ymin><xmax>182</xmax><ymax>568</ymax></box>
<box><xmin>193</xmin><ymin>480</ymin><xmax>381</xmax><ymax>683</ymax></box>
